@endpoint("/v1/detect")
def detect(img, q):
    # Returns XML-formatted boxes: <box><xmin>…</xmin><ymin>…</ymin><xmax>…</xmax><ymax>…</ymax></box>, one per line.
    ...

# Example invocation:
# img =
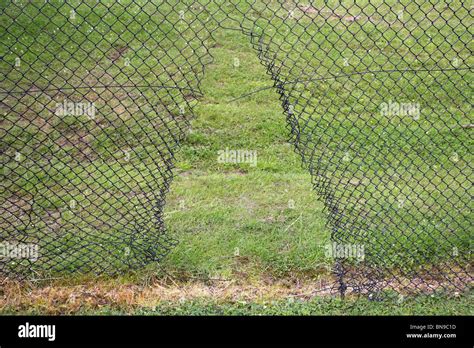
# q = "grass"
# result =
<box><xmin>0</xmin><ymin>0</ymin><xmax>472</xmax><ymax>313</ymax></box>
<box><xmin>160</xmin><ymin>29</ymin><xmax>332</xmax><ymax>279</ymax></box>
<box><xmin>90</xmin><ymin>294</ymin><xmax>474</xmax><ymax>316</ymax></box>
<box><xmin>1</xmin><ymin>277</ymin><xmax>472</xmax><ymax>315</ymax></box>
<box><xmin>4</xmin><ymin>296</ymin><xmax>474</xmax><ymax>316</ymax></box>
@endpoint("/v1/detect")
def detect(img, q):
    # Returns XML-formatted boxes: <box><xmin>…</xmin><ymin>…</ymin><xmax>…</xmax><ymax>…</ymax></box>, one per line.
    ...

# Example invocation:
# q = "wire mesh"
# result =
<box><xmin>1</xmin><ymin>0</ymin><xmax>472</xmax><ymax>297</ymax></box>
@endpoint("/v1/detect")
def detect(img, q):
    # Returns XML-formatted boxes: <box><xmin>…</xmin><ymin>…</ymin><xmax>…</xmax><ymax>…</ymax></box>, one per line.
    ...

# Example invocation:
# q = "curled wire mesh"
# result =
<box><xmin>1</xmin><ymin>0</ymin><xmax>472</xmax><ymax>297</ymax></box>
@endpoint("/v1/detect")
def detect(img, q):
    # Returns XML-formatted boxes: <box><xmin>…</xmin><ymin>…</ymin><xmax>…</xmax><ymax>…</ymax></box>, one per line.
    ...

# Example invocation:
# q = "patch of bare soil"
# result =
<box><xmin>0</xmin><ymin>195</ymin><xmax>33</xmax><ymax>230</ymax></box>
<box><xmin>108</xmin><ymin>46</ymin><xmax>129</xmax><ymax>62</ymax></box>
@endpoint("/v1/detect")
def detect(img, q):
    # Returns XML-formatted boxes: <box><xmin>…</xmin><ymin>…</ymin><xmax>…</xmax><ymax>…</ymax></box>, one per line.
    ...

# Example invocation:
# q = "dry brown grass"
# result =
<box><xmin>0</xmin><ymin>275</ymin><xmax>337</xmax><ymax>315</ymax></box>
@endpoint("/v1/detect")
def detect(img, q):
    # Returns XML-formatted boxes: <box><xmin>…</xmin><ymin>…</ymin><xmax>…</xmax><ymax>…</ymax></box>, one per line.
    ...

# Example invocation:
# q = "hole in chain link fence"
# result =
<box><xmin>0</xmin><ymin>0</ymin><xmax>471</xmax><ymax>298</ymax></box>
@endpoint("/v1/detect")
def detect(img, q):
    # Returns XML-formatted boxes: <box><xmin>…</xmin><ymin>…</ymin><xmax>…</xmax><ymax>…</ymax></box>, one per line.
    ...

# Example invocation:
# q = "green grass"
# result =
<box><xmin>94</xmin><ymin>294</ymin><xmax>474</xmax><ymax>316</ymax></box>
<box><xmin>0</xmin><ymin>0</ymin><xmax>471</xmax><ymax>310</ymax></box>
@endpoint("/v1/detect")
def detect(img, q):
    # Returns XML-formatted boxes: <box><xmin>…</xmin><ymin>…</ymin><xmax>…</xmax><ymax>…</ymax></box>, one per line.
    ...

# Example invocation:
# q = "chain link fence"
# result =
<box><xmin>1</xmin><ymin>0</ymin><xmax>472</xmax><ymax>297</ymax></box>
